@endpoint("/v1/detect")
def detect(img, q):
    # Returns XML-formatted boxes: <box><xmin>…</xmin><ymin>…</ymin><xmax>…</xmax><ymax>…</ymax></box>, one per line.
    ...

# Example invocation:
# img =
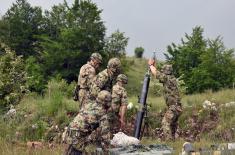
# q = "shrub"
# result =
<box><xmin>134</xmin><ymin>47</ymin><xmax>144</xmax><ymax>58</ymax></box>
<box><xmin>0</xmin><ymin>43</ymin><xmax>27</xmax><ymax>108</ymax></box>
<box><xmin>25</xmin><ymin>56</ymin><xmax>47</xmax><ymax>93</ymax></box>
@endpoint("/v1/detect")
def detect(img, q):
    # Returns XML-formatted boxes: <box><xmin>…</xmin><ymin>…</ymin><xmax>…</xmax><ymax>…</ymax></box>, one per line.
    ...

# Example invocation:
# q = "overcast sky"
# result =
<box><xmin>1</xmin><ymin>0</ymin><xmax>235</xmax><ymax>59</ymax></box>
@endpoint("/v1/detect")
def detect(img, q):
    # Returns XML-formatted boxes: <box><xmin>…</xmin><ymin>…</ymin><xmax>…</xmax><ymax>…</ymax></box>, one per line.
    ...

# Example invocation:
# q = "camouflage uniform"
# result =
<box><xmin>66</xmin><ymin>90</ymin><xmax>111</xmax><ymax>153</ymax></box>
<box><xmin>155</xmin><ymin>65</ymin><xmax>182</xmax><ymax>140</ymax></box>
<box><xmin>110</xmin><ymin>74</ymin><xmax>128</xmax><ymax>135</ymax></box>
<box><xmin>89</xmin><ymin>58</ymin><xmax>121</xmax><ymax>100</ymax></box>
<box><xmin>77</xmin><ymin>53</ymin><xmax>102</xmax><ymax>106</ymax></box>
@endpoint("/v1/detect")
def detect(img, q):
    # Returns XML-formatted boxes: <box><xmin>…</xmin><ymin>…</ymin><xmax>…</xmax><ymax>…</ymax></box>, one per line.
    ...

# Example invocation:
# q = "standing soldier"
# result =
<box><xmin>77</xmin><ymin>53</ymin><xmax>102</xmax><ymax>107</ymax></box>
<box><xmin>65</xmin><ymin>90</ymin><xmax>112</xmax><ymax>155</ymax></box>
<box><xmin>89</xmin><ymin>58</ymin><xmax>121</xmax><ymax>100</ymax></box>
<box><xmin>148</xmin><ymin>59</ymin><xmax>182</xmax><ymax>140</ymax></box>
<box><xmin>110</xmin><ymin>74</ymin><xmax>128</xmax><ymax>135</ymax></box>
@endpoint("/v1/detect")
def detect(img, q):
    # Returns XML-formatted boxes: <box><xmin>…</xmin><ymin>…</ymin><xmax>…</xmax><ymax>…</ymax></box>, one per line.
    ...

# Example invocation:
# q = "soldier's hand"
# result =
<box><xmin>148</xmin><ymin>59</ymin><xmax>157</xmax><ymax>77</ymax></box>
<box><xmin>148</xmin><ymin>59</ymin><xmax>155</xmax><ymax>66</ymax></box>
<box><xmin>120</xmin><ymin>119</ymin><xmax>126</xmax><ymax>130</ymax></box>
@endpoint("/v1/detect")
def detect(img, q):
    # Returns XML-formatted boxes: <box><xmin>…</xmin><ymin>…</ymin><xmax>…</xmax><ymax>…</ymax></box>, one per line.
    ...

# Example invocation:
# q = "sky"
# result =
<box><xmin>0</xmin><ymin>0</ymin><xmax>235</xmax><ymax>60</ymax></box>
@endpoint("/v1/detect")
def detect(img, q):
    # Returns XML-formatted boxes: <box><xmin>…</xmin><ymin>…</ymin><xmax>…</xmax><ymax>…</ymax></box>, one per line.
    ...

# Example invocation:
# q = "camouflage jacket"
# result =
<box><xmin>78</xmin><ymin>62</ymin><xmax>96</xmax><ymax>89</ymax></box>
<box><xmin>111</xmin><ymin>83</ymin><xmax>128</xmax><ymax>114</ymax></box>
<box><xmin>89</xmin><ymin>69</ymin><xmax>115</xmax><ymax>99</ymax></box>
<box><xmin>69</xmin><ymin>101</ymin><xmax>106</xmax><ymax>132</ymax></box>
<box><xmin>155</xmin><ymin>71</ymin><xmax>181</xmax><ymax>106</ymax></box>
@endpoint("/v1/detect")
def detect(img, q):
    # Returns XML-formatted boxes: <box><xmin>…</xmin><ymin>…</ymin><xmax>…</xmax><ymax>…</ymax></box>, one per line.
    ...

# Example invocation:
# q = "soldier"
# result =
<box><xmin>89</xmin><ymin>58</ymin><xmax>121</xmax><ymax>100</ymax></box>
<box><xmin>77</xmin><ymin>53</ymin><xmax>102</xmax><ymax>107</ymax></box>
<box><xmin>65</xmin><ymin>90</ymin><xmax>112</xmax><ymax>154</ymax></box>
<box><xmin>110</xmin><ymin>74</ymin><xmax>128</xmax><ymax>134</ymax></box>
<box><xmin>148</xmin><ymin>59</ymin><xmax>182</xmax><ymax>140</ymax></box>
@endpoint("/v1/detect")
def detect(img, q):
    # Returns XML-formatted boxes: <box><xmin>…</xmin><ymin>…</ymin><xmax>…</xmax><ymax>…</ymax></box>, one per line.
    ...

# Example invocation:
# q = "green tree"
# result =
<box><xmin>0</xmin><ymin>0</ymin><xmax>43</xmax><ymax>58</ymax></box>
<box><xmin>40</xmin><ymin>0</ymin><xmax>106</xmax><ymax>82</ymax></box>
<box><xmin>43</xmin><ymin>4</ymin><xmax>68</xmax><ymax>39</ymax></box>
<box><xmin>134</xmin><ymin>46</ymin><xmax>144</xmax><ymax>58</ymax></box>
<box><xmin>25</xmin><ymin>56</ymin><xmax>46</xmax><ymax>92</ymax></box>
<box><xmin>197</xmin><ymin>37</ymin><xmax>235</xmax><ymax>91</ymax></box>
<box><xmin>104</xmin><ymin>30</ymin><xmax>129</xmax><ymax>58</ymax></box>
<box><xmin>0</xmin><ymin>43</ymin><xmax>27</xmax><ymax>107</ymax></box>
<box><xmin>165</xmin><ymin>26</ymin><xmax>235</xmax><ymax>93</ymax></box>
<box><xmin>165</xmin><ymin>26</ymin><xmax>207</xmax><ymax>78</ymax></box>
<box><xmin>103</xmin><ymin>30</ymin><xmax>129</xmax><ymax>73</ymax></box>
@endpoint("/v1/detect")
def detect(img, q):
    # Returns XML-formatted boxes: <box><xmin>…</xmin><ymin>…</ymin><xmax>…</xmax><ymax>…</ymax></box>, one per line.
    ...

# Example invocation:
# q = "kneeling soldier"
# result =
<box><xmin>64</xmin><ymin>90</ymin><xmax>112</xmax><ymax>154</ymax></box>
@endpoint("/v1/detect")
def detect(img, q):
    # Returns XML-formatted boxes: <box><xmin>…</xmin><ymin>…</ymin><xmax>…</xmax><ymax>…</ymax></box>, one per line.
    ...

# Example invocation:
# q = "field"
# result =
<box><xmin>0</xmin><ymin>57</ymin><xmax>235</xmax><ymax>155</ymax></box>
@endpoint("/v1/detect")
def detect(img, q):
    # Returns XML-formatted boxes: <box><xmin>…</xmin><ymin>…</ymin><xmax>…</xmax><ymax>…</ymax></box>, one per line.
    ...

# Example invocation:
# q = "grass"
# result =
<box><xmin>0</xmin><ymin>137</ymin><xmax>225</xmax><ymax>155</ymax></box>
<box><xmin>0</xmin><ymin>57</ymin><xmax>235</xmax><ymax>154</ymax></box>
<box><xmin>0</xmin><ymin>89</ymin><xmax>235</xmax><ymax>154</ymax></box>
<box><xmin>0</xmin><ymin>138</ymin><xmax>64</xmax><ymax>155</ymax></box>
<box><xmin>125</xmin><ymin>57</ymin><xmax>148</xmax><ymax>96</ymax></box>
<box><xmin>0</xmin><ymin>78</ymin><xmax>79</xmax><ymax>142</ymax></box>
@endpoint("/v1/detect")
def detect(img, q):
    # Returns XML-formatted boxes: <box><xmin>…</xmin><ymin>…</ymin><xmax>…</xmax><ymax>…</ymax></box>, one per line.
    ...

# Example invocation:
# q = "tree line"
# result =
<box><xmin>165</xmin><ymin>26</ymin><xmax>235</xmax><ymax>94</ymax></box>
<box><xmin>0</xmin><ymin>0</ymin><xmax>234</xmax><ymax>107</ymax></box>
<box><xmin>0</xmin><ymin>0</ymin><xmax>129</xmax><ymax>107</ymax></box>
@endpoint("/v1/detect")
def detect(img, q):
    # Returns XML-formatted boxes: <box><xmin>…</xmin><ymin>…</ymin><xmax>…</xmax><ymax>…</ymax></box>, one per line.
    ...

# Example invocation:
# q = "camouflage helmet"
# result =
<box><xmin>107</xmin><ymin>58</ymin><xmax>121</xmax><ymax>72</ymax></box>
<box><xmin>97</xmin><ymin>90</ymin><xmax>112</xmax><ymax>106</ymax></box>
<box><xmin>90</xmin><ymin>53</ymin><xmax>102</xmax><ymax>63</ymax></box>
<box><xmin>161</xmin><ymin>64</ymin><xmax>173</xmax><ymax>75</ymax></box>
<box><xmin>117</xmin><ymin>74</ymin><xmax>128</xmax><ymax>84</ymax></box>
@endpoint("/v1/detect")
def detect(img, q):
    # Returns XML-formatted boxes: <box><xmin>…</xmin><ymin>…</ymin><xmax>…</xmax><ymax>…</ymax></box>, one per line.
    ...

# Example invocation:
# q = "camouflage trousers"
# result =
<box><xmin>108</xmin><ymin>113</ymin><xmax>121</xmax><ymax>137</ymax></box>
<box><xmin>161</xmin><ymin>105</ymin><xmax>182</xmax><ymax>140</ymax></box>
<box><xmin>78</xmin><ymin>89</ymin><xmax>89</xmax><ymax>107</ymax></box>
<box><xmin>65</xmin><ymin>128</ymin><xmax>92</xmax><ymax>151</ymax></box>
<box><xmin>98</xmin><ymin>115</ymin><xmax>111</xmax><ymax>150</ymax></box>
<box><xmin>65</xmin><ymin>121</ymin><xmax>111</xmax><ymax>152</ymax></box>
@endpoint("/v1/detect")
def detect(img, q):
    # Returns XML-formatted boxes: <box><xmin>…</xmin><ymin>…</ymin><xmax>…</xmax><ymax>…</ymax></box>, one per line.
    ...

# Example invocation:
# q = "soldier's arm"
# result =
<box><xmin>111</xmin><ymin>86</ymin><xmax>120</xmax><ymax>111</ymax></box>
<box><xmin>119</xmin><ymin>105</ymin><xmax>127</xmax><ymax>129</ymax></box>
<box><xmin>149</xmin><ymin>65</ymin><xmax>157</xmax><ymax>77</ymax></box>
<box><xmin>119</xmin><ymin>89</ymin><xmax>128</xmax><ymax>129</ymax></box>
<box><xmin>87</xmin><ymin>66</ymin><xmax>96</xmax><ymax>86</ymax></box>
<box><xmin>77</xmin><ymin>66</ymin><xmax>84</xmax><ymax>85</ymax></box>
<box><xmin>148</xmin><ymin>58</ymin><xmax>159</xmax><ymax>78</ymax></box>
<box><xmin>78</xmin><ymin>65</ymin><xmax>93</xmax><ymax>87</ymax></box>
<box><xmin>148</xmin><ymin>59</ymin><xmax>167</xmax><ymax>82</ymax></box>
<box><xmin>90</xmin><ymin>72</ymin><xmax>108</xmax><ymax>98</ymax></box>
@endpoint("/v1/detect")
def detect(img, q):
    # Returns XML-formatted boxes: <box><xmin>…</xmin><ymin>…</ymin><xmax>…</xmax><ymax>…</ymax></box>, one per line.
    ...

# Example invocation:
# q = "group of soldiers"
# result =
<box><xmin>65</xmin><ymin>53</ymin><xmax>128</xmax><ymax>154</ymax></box>
<box><xmin>64</xmin><ymin>53</ymin><xmax>183</xmax><ymax>154</ymax></box>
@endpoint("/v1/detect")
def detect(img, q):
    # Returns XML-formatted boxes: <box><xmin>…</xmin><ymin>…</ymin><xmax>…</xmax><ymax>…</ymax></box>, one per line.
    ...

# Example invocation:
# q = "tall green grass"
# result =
<box><xmin>0</xmin><ymin>78</ymin><xmax>79</xmax><ymax>142</ymax></box>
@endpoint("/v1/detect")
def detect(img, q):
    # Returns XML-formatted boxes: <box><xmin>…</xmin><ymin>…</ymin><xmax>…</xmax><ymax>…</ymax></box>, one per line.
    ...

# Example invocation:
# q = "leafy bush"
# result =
<box><xmin>134</xmin><ymin>47</ymin><xmax>144</xmax><ymax>58</ymax></box>
<box><xmin>46</xmin><ymin>77</ymin><xmax>76</xmax><ymax>98</ymax></box>
<box><xmin>39</xmin><ymin>78</ymin><xmax>77</xmax><ymax>117</ymax></box>
<box><xmin>0</xmin><ymin>77</ymin><xmax>78</xmax><ymax>141</ymax></box>
<box><xmin>0</xmin><ymin>43</ymin><xmax>27</xmax><ymax>108</ymax></box>
<box><xmin>25</xmin><ymin>56</ymin><xmax>47</xmax><ymax>93</ymax></box>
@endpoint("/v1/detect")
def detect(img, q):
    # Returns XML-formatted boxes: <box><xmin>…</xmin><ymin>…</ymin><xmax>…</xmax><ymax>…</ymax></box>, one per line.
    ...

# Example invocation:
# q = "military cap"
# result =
<box><xmin>97</xmin><ymin>90</ymin><xmax>112</xmax><ymax>106</ymax></box>
<box><xmin>107</xmin><ymin>58</ymin><xmax>121</xmax><ymax>70</ymax></box>
<box><xmin>91</xmin><ymin>53</ymin><xmax>102</xmax><ymax>63</ymax></box>
<box><xmin>161</xmin><ymin>64</ymin><xmax>173</xmax><ymax>75</ymax></box>
<box><xmin>117</xmin><ymin>74</ymin><xmax>128</xmax><ymax>84</ymax></box>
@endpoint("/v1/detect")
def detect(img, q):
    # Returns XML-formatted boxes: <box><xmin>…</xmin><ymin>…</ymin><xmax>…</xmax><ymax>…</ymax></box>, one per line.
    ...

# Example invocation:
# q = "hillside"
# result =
<box><xmin>125</xmin><ymin>57</ymin><xmax>161</xmax><ymax>97</ymax></box>
<box><xmin>0</xmin><ymin>57</ymin><xmax>235</xmax><ymax>154</ymax></box>
<box><xmin>125</xmin><ymin>57</ymin><xmax>148</xmax><ymax>96</ymax></box>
